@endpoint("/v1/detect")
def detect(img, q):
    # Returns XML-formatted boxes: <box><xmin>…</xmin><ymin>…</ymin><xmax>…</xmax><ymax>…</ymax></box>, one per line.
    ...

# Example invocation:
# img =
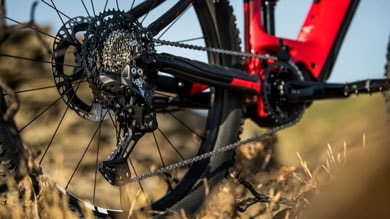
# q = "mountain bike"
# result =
<box><xmin>0</xmin><ymin>0</ymin><xmax>389</xmax><ymax>218</ymax></box>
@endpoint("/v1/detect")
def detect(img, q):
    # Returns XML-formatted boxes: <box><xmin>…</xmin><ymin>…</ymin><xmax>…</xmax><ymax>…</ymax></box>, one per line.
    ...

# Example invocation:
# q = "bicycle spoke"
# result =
<box><xmin>81</xmin><ymin>0</ymin><xmax>92</xmax><ymax>18</ymax></box>
<box><xmin>40</xmin><ymin>0</ymin><xmax>85</xmax><ymax>48</ymax></box>
<box><xmin>40</xmin><ymin>0</ymin><xmax>73</xmax><ymax>22</ymax></box>
<box><xmin>9</xmin><ymin>85</ymin><xmax>56</xmax><ymax>94</ymax></box>
<box><xmin>145</xmin><ymin>1</ymin><xmax>192</xmax><ymax>36</ymax></box>
<box><xmin>152</xmin><ymin>131</ymin><xmax>170</xmax><ymax>182</ymax></box>
<box><xmin>103</xmin><ymin>0</ymin><xmax>109</xmax><ymax>11</ymax></box>
<box><xmin>4</xmin><ymin>16</ymin><xmax>57</xmax><ymax>40</ymax></box>
<box><xmin>157</xmin><ymin>128</ymin><xmax>185</xmax><ymax>161</ymax></box>
<box><xmin>38</xmin><ymin>101</ymin><xmax>69</xmax><ymax>165</ymax></box>
<box><xmin>140</xmin><ymin>0</ymin><xmax>159</xmax><ymax>24</ymax></box>
<box><xmin>93</xmin><ymin>121</ymin><xmax>101</xmax><ymax>205</ymax></box>
<box><xmin>168</xmin><ymin>112</ymin><xmax>204</xmax><ymax>140</ymax></box>
<box><xmin>93</xmin><ymin>106</ymin><xmax>104</xmax><ymax>205</ymax></box>
<box><xmin>115</xmin><ymin>0</ymin><xmax>120</xmax><ymax>11</ymax></box>
<box><xmin>49</xmin><ymin>0</ymin><xmax>68</xmax><ymax>33</ymax></box>
<box><xmin>127</xmin><ymin>0</ymin><xmax>164</xmax><ymax>20</ymax></box>
<box><xmin>38</xmin><ymin>80</ymin><xmax>83</xmax><ymax>164</ymax></box>
<box><xmin>176</xmin><ymin>36</ymin><xmax>204</xmax><ymax>43</ymax></box>
<box><xmin>65</xmin><ymin>118</ymin><xmax>105</xmax><ymax>190</ymax></box>
<box><xmin>18</xmin><ymin>95</ymin><xmax>61</xmax><ymax>132</ymax></box>
<box><xmin>155</xmin><ymin>36</ymin><xmax>205</xmax><ymax>47</ymax></box>
<box><xmin>90</xmin><ymin>0</ymin><xmax>97</xmax><ymax>17</ymax></box>
<box><xmin>0</xmin><ymin>53</ymin><xmax>80</xmax><ymax>68</ymax></box>
<box><xmin>128</xmin><ymin>158</ymin><xmax>150</xmax><ymax>205</ymax></box>
<box><xmin>156</xmin><ymin>4</ymin><xmax>191</xmax><ymax>40</ymax></box>
<box><xmin>18</xmin><ymin>80</ymin><xmax>87</xmax><ymax>132</ymax></box>
<box><xmin>130</xmin><ymin>0</ymin><xmax>135</xmax><ymax>11</ymax></box>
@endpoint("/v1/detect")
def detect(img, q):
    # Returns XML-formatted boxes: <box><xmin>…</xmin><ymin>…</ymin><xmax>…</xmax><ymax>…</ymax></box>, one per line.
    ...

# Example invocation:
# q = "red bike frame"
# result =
<box><xmin>146</xmin><ymin>0</ymin><xmax>377</xmax><ymax>126</ymax></box>
<box><xmin>242</xmin><ymin>0</ymin><xmax>360</xmax><ymax>118</ymax></box>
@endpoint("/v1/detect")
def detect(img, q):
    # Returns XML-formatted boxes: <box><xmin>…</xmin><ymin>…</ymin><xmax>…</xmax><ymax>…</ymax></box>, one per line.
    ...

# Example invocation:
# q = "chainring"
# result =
<box><xmin>260</xmin><ymin>61</ymin><xmax>306</xmax><ymax>126</ymax></box>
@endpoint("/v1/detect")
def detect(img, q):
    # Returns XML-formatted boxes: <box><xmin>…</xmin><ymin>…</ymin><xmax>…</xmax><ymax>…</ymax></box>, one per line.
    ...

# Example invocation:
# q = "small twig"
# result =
<box><xmin>0</xmin><ymin>0</ymin><xmax>8</xmax><ymax>43</ymax></box>
<box><xmin>229</xmin><ymin>167</ymin><xmax>294</xmax><ymax>212</ymax></box>
<box><xmin>236</xmin><ymin>179</ymin><xmax>294</xmax><ymax>212</ymax></box>
<box><xmin>0</xmin><ymin>78</ymin><xmax>43</xmax><ymax>178</ymax></box>
<box><xmin>0</xmin><ymin>1</ymin><xmax>51</xmax><ymax>54</ymax></box>
<box><xmin>29</xmin><ymin>1</ymin><xmax>52</xmax><ymax>55</ymax></box>
<box><xmin>0</xmin><ymin>80</ymin><xmax>19</xmax><ymax>121</ymax></box>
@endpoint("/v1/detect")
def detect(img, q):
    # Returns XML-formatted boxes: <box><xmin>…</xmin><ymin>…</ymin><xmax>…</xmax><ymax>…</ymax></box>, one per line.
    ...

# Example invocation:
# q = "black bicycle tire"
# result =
<box><xmin>0</xmin><ymin>0</ymin><xmax>243</xmax><ymax>217</ymax></box>
<box><xmin>152</xmin><ymin>1</ymin><xmax>243</xmax><ymax>214</ymax></box>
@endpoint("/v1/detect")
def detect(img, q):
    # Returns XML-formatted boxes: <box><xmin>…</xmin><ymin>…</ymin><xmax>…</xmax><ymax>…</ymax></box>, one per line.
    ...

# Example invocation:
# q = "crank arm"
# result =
<box><xmin>282</xmin><ymin>79</ymin><xmax>390</xmax><ymax>103</ymax></box>
<box><xmin>154</xmin><ymin>53</ymin><xmax>260</xmax><ymax>94</ymax></box>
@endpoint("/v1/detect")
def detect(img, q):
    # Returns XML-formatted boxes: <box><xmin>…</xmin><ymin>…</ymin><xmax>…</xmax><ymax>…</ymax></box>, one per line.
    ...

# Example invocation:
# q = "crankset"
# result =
<box><xmin>262</xmin><ymin>65</ymin><xmax>390</xmax><ymax>117</ymax></box>
<box><xmin>249</xmin><ymin>59</ymin><xmax>390</xmax><ymax>127</ymax></box>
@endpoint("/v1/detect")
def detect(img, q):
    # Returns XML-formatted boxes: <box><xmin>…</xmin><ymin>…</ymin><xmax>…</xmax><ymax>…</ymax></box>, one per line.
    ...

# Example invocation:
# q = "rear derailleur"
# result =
<box><xmin>80</xmin><ymin>10</ymin><xmax>158</xmax><ymax>186</ymax></box>
<box><xmin>97</xmin><ymin>66</ymin><xmax>158</xmax><ymax>186</ymax></box>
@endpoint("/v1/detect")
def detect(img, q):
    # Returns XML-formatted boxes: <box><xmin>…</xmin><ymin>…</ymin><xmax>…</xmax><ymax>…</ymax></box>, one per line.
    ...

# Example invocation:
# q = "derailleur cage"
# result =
<box><xmin>99</xmin><ymin>158</ymin><xmax>132</xmax><ymax>186</ymax></box>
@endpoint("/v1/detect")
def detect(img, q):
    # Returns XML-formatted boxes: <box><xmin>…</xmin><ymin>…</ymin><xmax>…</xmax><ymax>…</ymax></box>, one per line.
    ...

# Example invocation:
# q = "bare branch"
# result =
<box><xmin>0</xmin><ymin>1</ymin><xmax>51</xmax><ymax>54</ymax></box>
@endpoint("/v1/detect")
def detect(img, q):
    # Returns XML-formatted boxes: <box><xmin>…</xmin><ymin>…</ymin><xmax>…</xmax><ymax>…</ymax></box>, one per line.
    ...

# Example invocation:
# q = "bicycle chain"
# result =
<box><xmin>129</xmin><ymin>112</ymin><xmax>302</xmax><ymax>183</ymax></box>
<box><xmin>127</xmin><ymin>39</ymin><xmax>298</xmax><ymax>183</ymax></box>
<box><xmin>154</xmin><ymin>38</ymin><xmax>278</xmax><ymax>60</ymax></box>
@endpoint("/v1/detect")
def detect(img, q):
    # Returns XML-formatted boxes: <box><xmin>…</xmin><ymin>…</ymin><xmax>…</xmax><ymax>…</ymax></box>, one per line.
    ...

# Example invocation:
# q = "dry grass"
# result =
<box><xmin>200</xmin><ymin>133</ymin><xmax>390</xmax><ymax>219</ymax></box>
<box><xmin>1</xmin><ymin>134</ymin><xmax>387</xmax><ymax>219</ymax></box>
<box><xmin>196</xmin><ymin>92</ymin><xmax>390</xmax><ymax>218</ymax></box>
<box><xmin>0</xmin><ymin>176</ymin><xmax>94</xmax><ymax>219</ymax></box>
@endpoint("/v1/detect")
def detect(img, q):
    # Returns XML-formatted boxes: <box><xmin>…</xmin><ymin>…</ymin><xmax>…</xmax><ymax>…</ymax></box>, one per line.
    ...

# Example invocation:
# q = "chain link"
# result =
<box><xmin>154</xmin><ymin>38</ymin><xmax>278</xmax><ymax>60</ymax></box>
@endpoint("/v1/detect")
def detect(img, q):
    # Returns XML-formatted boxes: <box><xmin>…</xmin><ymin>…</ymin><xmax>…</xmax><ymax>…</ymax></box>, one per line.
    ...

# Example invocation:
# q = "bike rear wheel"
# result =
<box><xmin>0</xmin><ymin>0</ymin><xmax>243</xmax><ymax>217</ymax></box>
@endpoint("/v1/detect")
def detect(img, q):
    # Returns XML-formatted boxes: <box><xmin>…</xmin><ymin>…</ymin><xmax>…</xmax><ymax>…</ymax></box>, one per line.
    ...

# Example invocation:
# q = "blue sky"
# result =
<box><xmin>5</xmin><ymin>0</ymin><xmax>390</xmax><ymax>82</ymax></box>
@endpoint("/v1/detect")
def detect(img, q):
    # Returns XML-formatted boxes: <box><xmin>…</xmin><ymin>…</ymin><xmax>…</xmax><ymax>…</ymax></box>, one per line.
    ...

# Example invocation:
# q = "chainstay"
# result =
<box><xmin>128</xmin><ymin>112</ymin><xmax>303</xmax><ymax>183</ymax></box>
<box><xmin>154</xmin><ymin>38</ymin><xmax>278</xmax><ymax>60</ymax></box>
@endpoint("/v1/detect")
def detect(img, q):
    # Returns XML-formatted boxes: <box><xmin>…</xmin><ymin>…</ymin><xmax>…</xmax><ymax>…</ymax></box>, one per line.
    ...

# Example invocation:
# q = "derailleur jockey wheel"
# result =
<box><xmin>260</xmin><ymin>61</ymin><xmax>306</xmax><ymax>126</ymax></box>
